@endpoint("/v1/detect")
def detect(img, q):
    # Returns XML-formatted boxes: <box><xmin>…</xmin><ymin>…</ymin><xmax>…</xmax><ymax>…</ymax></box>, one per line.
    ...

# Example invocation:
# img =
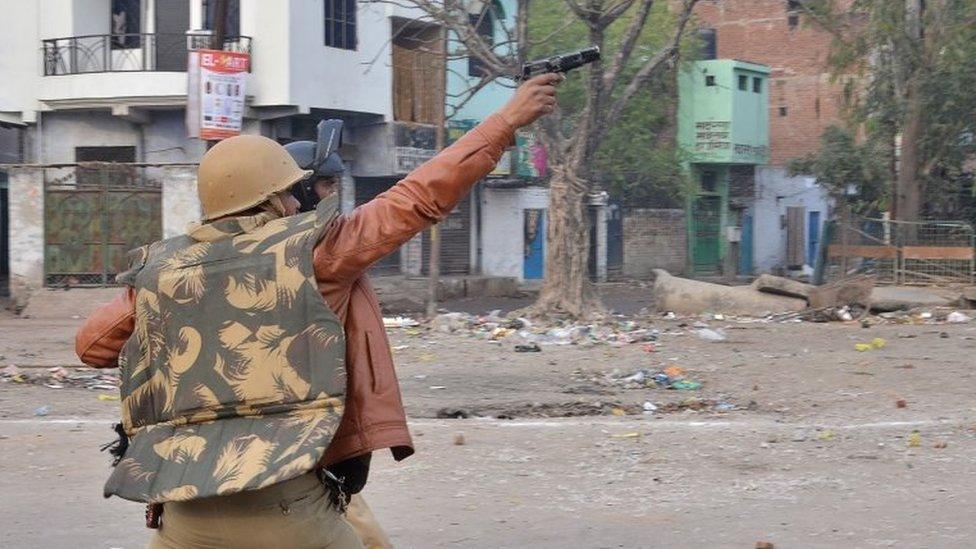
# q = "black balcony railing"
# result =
<box><xmin>42</xmin><ymin>33</ymin><xmax>252</xmax><ymax>76</ymax></box>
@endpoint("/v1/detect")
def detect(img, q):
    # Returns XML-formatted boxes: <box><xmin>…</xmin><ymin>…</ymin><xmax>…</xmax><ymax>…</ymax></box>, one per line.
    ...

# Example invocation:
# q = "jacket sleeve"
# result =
<box><xmin>314</xmin><ymin>113</ymin><xmax>516</xmax><ymax>283</ymax></box>
<box><xmin>75</xmin><ymin>288</ymin><xmax>136</xmax><ymax>368</ymax></box>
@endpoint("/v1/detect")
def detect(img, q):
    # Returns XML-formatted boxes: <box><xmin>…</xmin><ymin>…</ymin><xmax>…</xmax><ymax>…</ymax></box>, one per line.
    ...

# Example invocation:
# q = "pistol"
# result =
<box><xmin>519</xmin><ymin>46</ymin><xmax>601</xmax><ymax>81</ymax></box>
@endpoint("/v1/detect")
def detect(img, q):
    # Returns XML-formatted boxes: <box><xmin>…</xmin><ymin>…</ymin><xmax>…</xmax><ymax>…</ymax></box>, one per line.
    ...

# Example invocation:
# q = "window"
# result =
<box><xmin>75</xmin><ymin>146</ymin><xmax>136</xmax><ymax>162</ymax></box>
<box><xmin>738</xmin><ymin>75</ymin><xmax>748</xmax><ymax>90</ymax></box>
<box><xmin>111</xmin><ymin>0</ymin><xmax>141</xmax><ymax>49</ymax></box>
<box><xmin>203</xmin><ymin>0</ymin><xmax>240</xmax><ymax>37</ymax></box>
<box><xmin>705</xmin><ymin>75</ymin><xmax>716</xmax><ymax>86</ymax></box>
<box><xmin>468</xmin><ymin>7</ymin><xmax>496</xmax><ymax>77</ymax></box>
<box><xmin>701</xmin><ymin>171</ymin><xmax>718</xmax><ymax>193</ymax></box>
<box><xmin>787</xmin><ymin>0</ymin><xmax>802</xmax><ymax>29</ymax></box>
<box><xmin>753</xmin><ymin>77</ymin><xmax>762</xmax><ymax>93</ymax></box>
<box><xmin>324</xmin><ymin>0</ymin><xmax>357</xmax><ymax>50</ymax></box>
<box><xmin>697</xmin><ymin>28</ymin><xmax>717</xmax><ymax>60</ymax></box>
<box><xmin>779</xmin><ymin>106</ymin><xmax>788</xmax><ymax>117</ymax></box>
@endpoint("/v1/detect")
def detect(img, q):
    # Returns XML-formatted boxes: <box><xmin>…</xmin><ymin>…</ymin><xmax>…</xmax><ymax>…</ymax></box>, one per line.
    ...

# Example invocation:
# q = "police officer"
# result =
<box><xmin>75</xmin><ymin>73</ymin><xmax>561</xmax><ymax>548</ymax></box>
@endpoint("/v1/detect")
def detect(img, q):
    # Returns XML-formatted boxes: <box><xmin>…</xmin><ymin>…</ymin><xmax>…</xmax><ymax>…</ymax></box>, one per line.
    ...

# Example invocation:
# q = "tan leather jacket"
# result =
<box><xmin>75</xmin><ymin>113</ymin><xmax>516</xmax><ymax>466</ymax></box>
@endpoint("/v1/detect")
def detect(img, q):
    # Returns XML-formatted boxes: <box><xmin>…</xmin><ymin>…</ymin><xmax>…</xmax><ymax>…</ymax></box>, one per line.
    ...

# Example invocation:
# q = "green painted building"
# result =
<box><xmin>678</xmin><ymin>59</ymin><xmax>770</xmax><ymax>276</ymax></box>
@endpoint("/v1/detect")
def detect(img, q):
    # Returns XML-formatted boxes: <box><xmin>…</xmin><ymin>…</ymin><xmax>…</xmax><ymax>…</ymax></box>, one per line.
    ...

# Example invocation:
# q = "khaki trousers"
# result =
<box><xmin>148</xmin><ymin>472</ymin><xmax>364</xmax><ymax>549</ymax></box>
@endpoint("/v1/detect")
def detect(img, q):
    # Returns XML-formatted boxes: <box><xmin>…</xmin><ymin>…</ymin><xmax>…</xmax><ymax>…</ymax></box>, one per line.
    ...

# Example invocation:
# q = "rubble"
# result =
<box><xmin>1</xmin><ymin>366</ymin><xmax>120</xmax><ymax>391</ymax></box>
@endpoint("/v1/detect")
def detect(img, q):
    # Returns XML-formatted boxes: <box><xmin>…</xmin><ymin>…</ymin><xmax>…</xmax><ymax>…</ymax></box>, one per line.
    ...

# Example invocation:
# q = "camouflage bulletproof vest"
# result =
<box><xmin>103</xmin><ymin>199</ymin><xmax>346</xmax><ymax>504</ymax></box>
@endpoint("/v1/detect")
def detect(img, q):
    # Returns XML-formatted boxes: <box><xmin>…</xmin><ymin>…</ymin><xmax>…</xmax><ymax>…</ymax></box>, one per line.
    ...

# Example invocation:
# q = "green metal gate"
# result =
<box><xmin>44</xmin><ymin>164</ymin><xmax>162</xmax><ymax>286</ymax></box>
<box><xmin>691</xmin><ymin>195</ymin><xmax>722</xmax><ymax>275</ymax></box>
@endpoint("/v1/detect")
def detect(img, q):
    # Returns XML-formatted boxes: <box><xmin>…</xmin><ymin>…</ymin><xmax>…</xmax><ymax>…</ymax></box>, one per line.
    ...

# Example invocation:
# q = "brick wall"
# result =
<box><xmin>693</xmin><ymin>0</ymin><xmax>852</xmax><ymax>166</ymax></box>
<box><xmin>622</xmin><ymin>208</ymin><xmax>687</xmax><ymax>278</ymax></box>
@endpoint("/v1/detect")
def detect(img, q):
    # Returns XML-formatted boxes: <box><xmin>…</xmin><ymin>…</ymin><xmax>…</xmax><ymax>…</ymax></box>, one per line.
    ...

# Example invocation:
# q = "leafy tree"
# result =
<box><xmin>801</xmin><ymin>0</ymin><xmax>976</xmax><ymax>222</ymax></box>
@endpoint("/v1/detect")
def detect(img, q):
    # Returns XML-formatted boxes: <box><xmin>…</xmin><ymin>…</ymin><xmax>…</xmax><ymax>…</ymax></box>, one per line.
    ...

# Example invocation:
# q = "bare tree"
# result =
<box><xmin>365</xmin><ymin>0</ymin><xmax>699</xmax><ymax>318</ymax></box>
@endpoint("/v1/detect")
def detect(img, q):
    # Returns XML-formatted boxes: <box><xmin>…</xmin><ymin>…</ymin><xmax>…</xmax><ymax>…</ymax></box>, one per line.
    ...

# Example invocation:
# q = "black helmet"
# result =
<box><xmin>285</xmin><ymin>119</ymin><xmax>344</xmax><ymax>212</ymax></box>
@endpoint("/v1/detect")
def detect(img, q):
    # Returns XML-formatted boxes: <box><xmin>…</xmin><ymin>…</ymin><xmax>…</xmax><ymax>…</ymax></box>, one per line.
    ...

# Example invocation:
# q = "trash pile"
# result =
<box><xmin>1</xmin><ymin>364</ymin><xmax>119</xmax><ymax>391</ymax></box>
<box><xmin>400</xmin><ymin>311</ymin><xmax>663</xmax><ymax>348</ymax></box>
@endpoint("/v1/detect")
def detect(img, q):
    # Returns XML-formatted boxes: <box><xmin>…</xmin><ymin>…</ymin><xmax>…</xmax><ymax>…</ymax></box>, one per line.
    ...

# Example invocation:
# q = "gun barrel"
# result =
<box><xmin>519</xmin><ymin>46</ymin><xmax>601</xmax><ymax>81</ymax></box>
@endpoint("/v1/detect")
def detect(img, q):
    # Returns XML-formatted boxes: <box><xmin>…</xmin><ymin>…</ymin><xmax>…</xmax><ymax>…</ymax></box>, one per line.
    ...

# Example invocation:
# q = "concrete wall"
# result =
<box><xmin>38</xmin><ymin>111</ymin><xmax>140</xmax><ymax>163</ymax></box>
<box><xmin>751</xmin><ymin>166</ymin><xmax>830</xmax><ymax>273</ymax></box>
<box><xmin>144</xmin><ymin>110</ymin><xmax>207</xmax><ymax>163</ymax></box>
<box><xmin>285</xmin><ymin>0</ymin><xmax>392</xmax><ymax>117</ymax></box>
<box><xmin>622</xmin><ymin>208</ymin><xmax>687</xmax><ymax>278</ymax></box>
<box><xmin>6</xmin><ymin>168</ymin><xmax>44</xmax><ymax>304</ymax></box>
<box><xmin>480</xmin><ymin>186</ymin><xmax>548</xmax><ymax>280</ymax></box>
<box><xmin>0</xmin><ymin>1</ymin><xmax>40</xmax><ymax>121</ymax></box>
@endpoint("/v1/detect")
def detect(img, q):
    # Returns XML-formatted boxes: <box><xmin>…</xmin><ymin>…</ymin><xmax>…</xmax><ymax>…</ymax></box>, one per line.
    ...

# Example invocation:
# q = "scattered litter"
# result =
<box><xmin>934</xmin><ymin>441</ymin><xmax>948</xmax><ymax>449</ymax></box>
<box><xmin>908</xmin><ymin>430</ymin><xmax>922</xmax><ymax>448</ymax></box>
<box><xmin>895</xmin><ymin>398</ymin><xmax>908</xmax><ymax>409</ymax></box>
<box><xmin>663</xmin><ymin>366</ymin><xmax>685</xmax><ymax>378</ymax></box>
<box><xmin>817</xmin><ymin>429</ymin><xmax>837</xmax><ymax>441</ymax></box>
<box><xmin>671</xmin><ymin>380</ymin><xmax>702</xmax><ymax>391</ymax></box>
<box><xmin>97</xmin><ymin>394</ymin><xmax>120</xmax><ymax>401</ymax></box>
<box><xmin>611</xmin><ymin>432</ymin><xmax>641</xmax><ymax>439</ymax></box>
<box><xmin>756</xmin><ymin>542</ymin><xmax>775</xmax><ymax>549</ymax></box>
<box><xmin>940</xmin><ymin>332</ymin><xmax>950</xmax><ymax>339</ymax></box>
<box><xmin>453</xmin><ymin>433</ymin><xmax>466</xmax><ymax>446</ymax></box>
<box><xmin>437</xmin><ymin>408</ymin><xmax>470</xmax><ymax>419</ymax></box>
<box><xmin>642</xmin><ymin>401</ymin><xmax>658</xmax><ymax>413</ymax></box>
<box><xmin>34</xmin><ymin>405</ymin><xmax>51</xmax><ymax>417</ymax></box>
<box><xmin>695</xmin><ymin>328</ymin><xmax>728</xmax><ymax>342</ymax></box>
<box><xmin>713</xmin><ymin>402</ymin><xmax>735</xmax><ymax>412</ymax></box>
<box><xmin>947</xmin><ymin>311</ymin><xmax>972</xmax><ymax>324</ymax></box>
<box><xmin>514</xmin><ymin>343</ymin><xmax>542</xmax><ymax>353</ymax></box>
<box><xmin>43</xmin><ymin>383</ymin><xmax>64</xmax><ymax>390</ymax></box>
<box><xmin>610</xmin><ymin>407</ymin><xmax>628</xmax><ymax>417</ymax></box>
<box><xmin>419</xmin><ymin>353</ymin><xmax>438</xmax><ymax>363</ymax></box>
<box><xmin>391</xmin><ymin>345</ymin><xmax>410</xmax><ymax>351</ymax></box>
<box><xmin>383</xmin><ymin>316</ymin><xmax>420</xmax><ymax>328</ymax></box>
<box><xmin>429</xmin><ymin>385</ymin><xmax>447</xmax><ymax>390</ymax></box>
<box><xmin>855</xmin><ymin>338</ymin><xmax>887</xmax><ymax>352</ymax></box>
<box><xmin>412</xmin><ymin>374</ymin><xmax>428</xmax><ymax>380</ymax></box>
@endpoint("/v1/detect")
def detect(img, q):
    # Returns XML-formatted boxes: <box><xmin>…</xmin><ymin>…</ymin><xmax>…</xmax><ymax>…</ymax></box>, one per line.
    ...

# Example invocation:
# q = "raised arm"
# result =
<box><xmin>314</xmin><ymin>74</ymin><xmax>561</xmax><ymax>283</ymax></box>
<box><xmin>75</xmin><ymin>288</ymin><xmax>135</xmax><ymax>368</ymax></box>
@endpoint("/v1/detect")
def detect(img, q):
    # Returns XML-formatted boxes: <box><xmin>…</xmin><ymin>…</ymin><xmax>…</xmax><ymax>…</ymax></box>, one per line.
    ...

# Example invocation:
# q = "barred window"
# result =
<box><xmin>325</xmin><ymin>0</ymin><xmax>357</xmax><ymax>50</ymax></box>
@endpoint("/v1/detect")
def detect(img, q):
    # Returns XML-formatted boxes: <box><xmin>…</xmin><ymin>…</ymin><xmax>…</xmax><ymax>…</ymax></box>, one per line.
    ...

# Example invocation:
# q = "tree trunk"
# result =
<box><xmin>532</xmin><ymin>165</ymin><xmax>597</xmax><ymax>318</ymax></box>
<box><xmin>895</xmin><ymin>86</ymin><xmax>923</xmax><ymax>222</ymax></box>
<box><xmin>895</xmin><ymin>0</ymin><xmax>924</xmax><ymax>223</ymax></box>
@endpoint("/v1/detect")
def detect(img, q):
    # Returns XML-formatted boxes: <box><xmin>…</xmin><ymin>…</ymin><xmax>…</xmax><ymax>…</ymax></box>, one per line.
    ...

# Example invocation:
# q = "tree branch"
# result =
<box><xmin>599</xmin><ymin>0</ymin><xmax>698</xmax><ymax>144</ymax></box>
<box><xmin>601</xmin><ymin>0</ymin><xmax>655</xmax><ymax>95</ymax></box>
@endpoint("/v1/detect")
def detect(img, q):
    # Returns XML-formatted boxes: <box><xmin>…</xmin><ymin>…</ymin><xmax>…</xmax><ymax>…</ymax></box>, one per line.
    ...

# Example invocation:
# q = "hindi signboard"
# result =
<box><xmin>187</xmin><ymin>49</ymin><xmax>249</xmax><ymax>140</ymax></box>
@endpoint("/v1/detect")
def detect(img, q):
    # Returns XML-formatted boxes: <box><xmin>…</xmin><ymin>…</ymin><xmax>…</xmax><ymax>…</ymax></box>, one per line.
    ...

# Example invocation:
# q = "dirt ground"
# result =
<box><xmin>2</xmin><ymin>289</ymin><xmax>976</xmax><ymax>548</ymax></box>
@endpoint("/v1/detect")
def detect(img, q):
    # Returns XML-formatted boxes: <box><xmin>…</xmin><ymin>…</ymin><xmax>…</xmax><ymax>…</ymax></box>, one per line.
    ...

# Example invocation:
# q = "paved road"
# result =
<box><xmin>2</xmin><ymin>412</ymin><xmax>974</xmax><ymax>548</ymax></box>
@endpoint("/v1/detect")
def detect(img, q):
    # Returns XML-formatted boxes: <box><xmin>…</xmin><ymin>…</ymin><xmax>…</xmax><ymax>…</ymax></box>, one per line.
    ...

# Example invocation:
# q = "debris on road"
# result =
<box><xmin>908</xmin><ymin>430</ymin><xmax>922</xmax><ymax>448</ymax></box>
<box><xmin>453</xmin><ymin>433</ymin><xmax>466</xmax><ymax>446</ymax></box>
<box><xmin>855</xmin><ymin>338</ymin><xmax>886</xmax><ymax>352</ymax></box>
<box><xmin>437</xmin><ymin>408</ymin><xmax>470</xmax><ymax>419</ymax></box>
<box><xmin>34</xmin><ymin>405</ymin><xmax>51</xmax><ymax>416</ymax></box>
<box><xmin>514</xmin><ymin>343</ymin><xmax>542</xmax><ymax>353</ymax></box>
<box><xmin>383</xmin><ymin>316</ymin><xmax>420</xmax><ymax>328</ymax></box>
<box><xmin>947</xmin><ymin>311</ymin><xmax>972</xmax><ymax>324</ymax></box>
<box><xmin>695</xmin><ymin>328</ymin><xmax>727</xmax><ymax>342</ymax></box>
<box><xmin>2</xmin><ymin>366</ymin><xmax>120</xmax><ymax>391</ymax></box>
<box><xmin>896</xmin><ymin>398</ymin><xmax>908</xmax><ymax>409</ymax></box>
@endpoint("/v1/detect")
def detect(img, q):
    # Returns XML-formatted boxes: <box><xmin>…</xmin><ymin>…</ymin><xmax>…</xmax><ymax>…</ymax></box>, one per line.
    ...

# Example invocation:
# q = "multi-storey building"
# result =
<box><xmin>0</xmin><ymin>0</ymin><xmax>523</xmax><ymax>301</ymax></box>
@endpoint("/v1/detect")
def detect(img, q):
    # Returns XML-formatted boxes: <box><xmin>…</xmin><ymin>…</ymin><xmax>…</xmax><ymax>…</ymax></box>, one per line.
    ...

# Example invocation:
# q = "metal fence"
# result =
<box><xmin>42</xmin><ymin>33</ymin><xmax>252</xmax><ymax>75</ymax></box>
<box><xmin>43</xmin><ymin>164</ymin><xmax>163</xmax><ymax>287</ymax></box>
<box><xmin>824</xmin><ymin>216</ymin><xmax>975</xmax><ymax>285</ymax></box>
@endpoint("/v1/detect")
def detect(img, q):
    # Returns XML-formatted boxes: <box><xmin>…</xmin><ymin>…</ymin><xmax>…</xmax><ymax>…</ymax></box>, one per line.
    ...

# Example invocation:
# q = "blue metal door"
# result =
<box><xmin>807</xmin><ymin>211</ymin><xmax>821</xmax><ymax>266</ymax></box>
<box><xmin>739</xmin><ymin>213</ymin><xmax>754</xmax><ymax>276</ymax></box>
<box><xmin>523</xmin><ymin>209</ymin><xmax>545</xmax><ymax>279</ymax></box>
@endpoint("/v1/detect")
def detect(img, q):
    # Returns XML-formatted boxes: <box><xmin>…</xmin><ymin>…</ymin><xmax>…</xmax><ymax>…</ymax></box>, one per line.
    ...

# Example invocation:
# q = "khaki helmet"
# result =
<box><xmin>197</xmin><ymin>135</ymin><xmax>312</xmax><ymax>221</ymax></box>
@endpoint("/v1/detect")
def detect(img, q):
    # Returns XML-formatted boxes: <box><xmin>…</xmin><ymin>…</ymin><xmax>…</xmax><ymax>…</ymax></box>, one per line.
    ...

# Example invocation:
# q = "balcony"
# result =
<box><xmin>42</xmin><ymin>33</ymin><xmax>252</xmax><ymax>76</ymax></box>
